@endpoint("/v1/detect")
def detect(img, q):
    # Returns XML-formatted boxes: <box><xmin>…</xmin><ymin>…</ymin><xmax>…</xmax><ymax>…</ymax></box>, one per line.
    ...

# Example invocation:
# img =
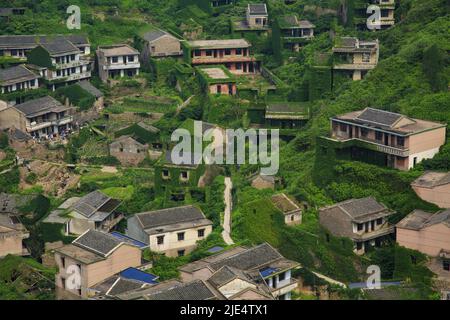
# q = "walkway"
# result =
<box><xmin>221</xmin><ymin>177</ymin><xmax>234</xmax><ymax>245</ymax></box>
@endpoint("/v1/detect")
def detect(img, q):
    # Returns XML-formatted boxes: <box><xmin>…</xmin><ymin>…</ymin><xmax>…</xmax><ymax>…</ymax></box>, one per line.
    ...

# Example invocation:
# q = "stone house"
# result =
<box><xmin>54</xmin><ymin>230</ymin><xmax>142</xmax><ymax>299</ymax></box>
<box><xmin>270</xmin><ymin>193</ymin><xmax>303</xmax><ymax>226</ymax></box>
<box><xmin>0</xmin><ymin>213</ymin><xmax>29</xmax><ymax>258</ymax></box>
<box><xmin>126</xmin><ymin>205</ymin><xmax>213</xmax><ymax>257</ymax></box>
<box><xmin>319</xmin><ymin>197</ymin><xmax>396</xmax><ymax>254</ymax></box>
<box><xmin>109</xmin><ymin>136</ymin><xmax>149</xmax><ymax>166</ymax></box>
<box><xmin>139</xmin><ymin>29</ymin><xmax>182</xmax><ymax>60</ymax></box>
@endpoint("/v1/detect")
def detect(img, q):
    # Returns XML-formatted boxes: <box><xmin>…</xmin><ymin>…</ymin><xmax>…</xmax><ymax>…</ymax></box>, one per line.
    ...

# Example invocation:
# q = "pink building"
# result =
<box><xmin>326</xmin><ymin>108</ymin><xmax>447</xmax><ymax>170</ymax></box>
<box><xmin>411</xmin><ymin>171</ymin><xmax>450</xmax><ymax>208</ymax></box>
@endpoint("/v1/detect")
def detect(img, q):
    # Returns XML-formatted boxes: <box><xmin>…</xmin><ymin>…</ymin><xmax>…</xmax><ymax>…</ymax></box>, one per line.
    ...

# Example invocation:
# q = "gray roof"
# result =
<box><xmin>14</xmin><ymin>96</ymin><xmax>68</xmax><ymax>118</ymax></box>
<box><xmin>0</xmin><ymin>34</ymin><xmax>88</xmax><ymax>50</ymax></box>
<box><xmin>40</xmin><ymin>38</ymin><xmax>80</xmax><ymax>55</ymax></box>
<box><xmin>340</xmin><ymin>37</ymin><xmax>358</xmax><ymax>47</ymax></box>
<box><xmin>73</xmin><ymin>229</ymin><xmax>124</xmax><ymax>257</ymax></box>
<box><xmin>142</xmin><ymin>30</ymin><xmax>170</xmax><ymax>42</ymax></box>
<box><xmin>72</xmin><ymin>190</ymin><xmax>121</xmax><ymax>219</ymax></box>
<box><xmin>135</xmin><ymin>205</ymin><xmax>207</xmax><ymax>230</ymax></box>
<box><xmin>64</xmin><ymin>34</ymin><xmax>90</xmax><ymax>46</ymax></box>
<box><xmin>336</xmin><ymin>197</ymin><xmax>387</xmax><ymax>219</ymax></box>
<box><xmin>210</xmin><ymin>243</ymin><xmax>283</xmax><ymax>271</ymax></box>
<box><xmin>356</xmin><ymin>108</ymin><xmax>403</xmax><ymax>128</ymax></box>
<box><xmin>146</xmin><ymin>280</ymin><xmax>217</xmax><ymax>300</ymax></box>
<box><xmin>93</xmin><ymin>276</ymin><xmax>147</xmax><ymax>296</ymax></box>
<box><xmin>78</xmin><ymin>81</ymin><xmax>103</xmax><ymax>98</ymax></box>
<box><xmin>208</xmin><ymin>266</ymin><xmax>252</xmax><ymax>288</ymax></box>
<box><xmin>396</xmin><ymin>209</ymin><xmax>434</xmax><ymax>230</ymax></box>
<box><xmin>0</xmin><ymin>65</ymin><xmax>38</xmax><ymax>84</ymax></box>
<box><xmin>248</xmin><ymin>4</ymin><xmax>267</xmax><ymax>15</ymax></box>
<box><xmin>0</xmin><ymin>193</ymin><xmax>30</xmax><ymax>215</ymax></box>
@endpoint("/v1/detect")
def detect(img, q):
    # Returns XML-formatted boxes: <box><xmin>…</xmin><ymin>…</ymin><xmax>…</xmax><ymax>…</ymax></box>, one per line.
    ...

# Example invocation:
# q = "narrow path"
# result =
<box><xmin>311</xmin><ymin>271</ymin><xmax>347</xmax><ymax>288</ymax></box>
<box><xmin>221</xmin><ymin>177</ymin><xmax>234</xmax><ymax>245</ymax></box>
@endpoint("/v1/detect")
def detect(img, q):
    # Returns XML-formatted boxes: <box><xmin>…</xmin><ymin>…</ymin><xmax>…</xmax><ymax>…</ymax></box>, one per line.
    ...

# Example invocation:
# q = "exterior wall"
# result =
<box><xmin>397</xmin><ymin>224</ymin><xmax>450</xmax><ymax>257</ymax></box>
<box><xmin>407</xmin><ymin>128</ymin><xmax>446</xmax><ymax>168</ymax></box>
<box><xmin>412</xmin><ymin>184</ymin><xmax>450</xmax><ymax>208</ymax></box>
<box><xmin>55</xmin><ymin>244</ymin><xmax>141</xmax><ymax>299</ymax></box>
<box><xmin>110</xmin><ymin>142</ymin><xmax>148</xmax><ymax>166</ymax></box>
<box><xmin>247</xmin><ymin>15</ymin><xmax>268</xmax><ymax>28</ymax></box>
<box><xmin>148</xmin><ymin>225</ymin><xmax>213</xmax><ymax>257</ymax></box>
<box><xmin>1</xmin><ymin>78</ymin><xmax>39</xmax><ymax>94</ymax></box>
<box><xmin>0</xmin><ymin>233</ymin><xmax>24</xmax><ymax>257</ymax></box>
<box><xmin>0</xmin><ymin>107</ymin><xmax>26</xmax><ymax>131</ymax></box>
<box><xmin>208</xmin><ymin>83</ymin><xmax>236</xmax><ymax>95</ymax></box>
<box><xmin>126</xmin><ymin>216</ymin><xmax>149</xmax><ymax>244</ymax></box>
<box><xmin>97</xmin><ymin>50</ymin><xmax>140</xmax><ymax>83</ymax></box>
<box><xmin>285</xmin><ymin>212</ymin><xmax>302</xmax><ymax>226</ymax></box>
<box><xmin>146</xmin><ymin>36</ymin><xmax>182</xmax><ymax>58</ymax></box>
<box><xmin>218</xmin><ymin>278</ymin><xmax>257</xmax><ymax>298</ymax></box>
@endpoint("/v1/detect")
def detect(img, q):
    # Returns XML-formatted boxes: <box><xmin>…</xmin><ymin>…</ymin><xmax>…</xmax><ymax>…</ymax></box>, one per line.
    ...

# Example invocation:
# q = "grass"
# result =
<box><xmin>101</xmin><ymin>186</ymin><xmax>135</xmax><ymax>200</ymax></box>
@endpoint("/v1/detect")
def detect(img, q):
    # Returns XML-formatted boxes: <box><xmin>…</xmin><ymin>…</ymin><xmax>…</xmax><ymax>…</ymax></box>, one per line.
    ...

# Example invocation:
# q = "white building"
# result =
<box><xmin>96</xmin><ymin>45</ymin><xmax>140</xmax><ymax>83</ymax></box>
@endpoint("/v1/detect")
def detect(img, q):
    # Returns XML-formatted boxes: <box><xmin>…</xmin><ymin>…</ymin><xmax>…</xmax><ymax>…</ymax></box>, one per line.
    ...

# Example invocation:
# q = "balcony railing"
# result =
<box><xmin>270</xmin><ymin>278</ymin><xmax>298</xmax><ymax>297</ymax></box>
<box><xmin>324</xmin><ymin>136</ymin><xmax>410</xmax><ymax>157</ymax></box>
<box><xmin>354</xmin><ymin>226</ymin><xmax>395</xmax><ymax>241</ymax></box>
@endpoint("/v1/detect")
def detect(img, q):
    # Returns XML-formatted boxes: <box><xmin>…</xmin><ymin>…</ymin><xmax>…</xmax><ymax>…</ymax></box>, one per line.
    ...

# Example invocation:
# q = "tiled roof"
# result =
<box><xmin>142</xmin><ymin>30</ymin><xmax>170</xmax><ymax>42</ymax></box>
<box><xmin>208</xmin><ymin>266</ymin><xmax>252</xmax><ymax>288</ymax></box>
<box><xmin>72</xmin><ymin>190</ymin><xmax>120</xmax><ymax>218</ymax></box>
<box><xmin>72</xmin><ymin>229</ymin><xmax>123</xmax><ymax>257</ymax></box>
<box><xmin>14</xmin><ymin>96</ymin><xmax>68</xmax><ymax>118</ymax></box>
<box><xmin>78</xmin><ymin>81</ymin><xmax>103</xmax><ymax>98</ymax></box>
<box><xmin>98</xmin><ymin>45</ymin><xmax>139</xmax><ymax>57</ymax></box>
<box><xmin>146</xmin><ymin>280</ymin><xmax>218</xmax><ymax>300</ymax></box>
<box><xmin>337</xmin><ymin>197</ymin><xmax>387</xmax><ymax>219</ymax></box>
<box><xmin>396</xmin><ymin>209</ymin><xmax>434</xmax><ymax>230</ymax></box>
<box><xmin>210</xmin><ymin>243</ymin><xmax>283</xmax><ymax>271</ymax></box>
<box><xmin>0</xmin><ymin>65</ymin><xmax>38</xmax><ymax>83</ymax></box>
<box><xmin>356</xmin><ymin>108</ymin><xmax>403</xmax><ymax>127</ymax></box>
<box><xmin>0</xmin><ymin>34</ymin><xmax>88</xmax><ymax>49</ymax></box>
<box><xmin>248</xmin><ymin>4</ymin><xmax>267</xmax><ymax>15</ymax></box>
<box><xmin>40</xmin><ymin>38</ymin><xmax>80</xmax><ymax>55</ymax></box>
<box><xmin>135</xmin><ymin>205</ymin><xmax>208</xmax><ymax>230</ymax></box>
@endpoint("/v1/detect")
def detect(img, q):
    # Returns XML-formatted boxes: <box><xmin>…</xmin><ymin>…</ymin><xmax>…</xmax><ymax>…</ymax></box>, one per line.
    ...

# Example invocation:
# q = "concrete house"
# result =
<box><xmin>264</xmin><ymin>102</ymin><xmax>309</xmax><ymax>129</ymax></box>
<box><xmin>276</xmin><ymin>15</ymin><xmax>315</xmax><ymax>52</ymax></box>
<box><xmin>319</xmin><ymin>197</ymin><xmax>396</xmax><ymax>254</ymax></box>
<box><xmin>54</xmin><ymin>230</ymin><xmax>142</xmax><ymax>299</ymax></box>
<box><xmin>97</xmin><ymin>45</ymin><xmax>140</xmax><ymax>83</ymax></box>
<box><xmin>184</xmin><ymin>39</ymin><xmax>261</xmax><ymax>75</ymax></box>
<box><xmin>179</xmin><ymin>243</ymin><xmax>300</xmax><ymax>300</ymax></box>
<box><xmin>27</xmin><ymin>37</ymin><xmax>92</xmax><ymax>91</ymax></box>
<box><xmin>109</xmin><ymin>135</ymin><xmax>149</xmax><ymax>166</ymax></box>
<box><xmin>66</xmin><ymin>190</ymin><xmax>123</xmax><ymax>236</ymax></box>
<box><xmin>332</xmin><ymin>37</ymin><xmax>379</xmax><ymax>80</ymax></box>
<box><xmin>411</xmin><ymin>171</ymin><xmax>450</xmax><ymax>208</ymax></box>
<box><xmin>0</xmin><ymin>65</ymin><xmax>40</xmax><ymax>95</ymax></box>
<box><xmin>246</xmin><ymin>4</ymin><xmax>268</xmax><ymax>29</ymax></box>
<box><xmin>271</xmin><ymin>193</ymin><xmax>303</xmax><ymax>226</ymax></box>
<box><xmin>396</xmin><ymin>209</ymin><xmax>450</xmax><ymax>291</ymax></box>
<box><xmin>0</xmin><ymin>96</ymin><xmax>74</xmax><ymax>139</ymax></box>
<box><xmin>127</xmin><ymin>205</ymin><xmax>213</xmax><ymax>257</ymax></box>
<box><xmin>0</xmin><ymin>34</ymin><xmax>91</xmax><ymax>62</ymax></box>
<box><xmin>323</xmin><ymin>108</ymin><xmax>447</xmax><ymax>170</ymax></box>
<box><xmin>196</xmin><ymin>65</ymin><xmax>237</xmax><ymax>96</ymax></box>
<box><xmin>0</xmin><ymin>213</ymin><xmax>29</xmax><ymax>258</ymax></box>
<box><xmin>139</xmin><ymin>29</ymin><xmax>182</xmax><ymax>59</ymax></box>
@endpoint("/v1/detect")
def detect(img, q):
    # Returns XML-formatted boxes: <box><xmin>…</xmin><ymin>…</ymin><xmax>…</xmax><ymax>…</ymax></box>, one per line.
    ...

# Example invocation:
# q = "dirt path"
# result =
<box><xmin>221</xmin><ymin>177</ymin><xmax>234</xmax><ymax>245</ymax></box>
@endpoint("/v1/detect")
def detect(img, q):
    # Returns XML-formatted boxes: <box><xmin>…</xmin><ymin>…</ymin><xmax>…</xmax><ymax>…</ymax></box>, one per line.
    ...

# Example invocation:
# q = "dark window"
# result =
<box><xmin>397</xmin><ymin>136</ymin><xmax>405</xmax><ymax>147</ymax></box>
<box><xmin>181</xmin><ymin>171</ymin><xmax>188</xmax><ymax>179</ymax></box>
<box><xmin>376</xmin><ymin>218</ymin><xmax>383</xmax><ymax>225</ymax></box>
<box><xmin>236</xmin><ymin>48</ymin><xmax>242</xmax><ymax>55</ymax></box>
<box><xmin>291</xmin><ymin>215</ymin><xmax>295</xmax><ymax>222</ymax></box>
<box><xmin>128</xmin><ymin>55</ymin><xmax>135</xmax><ymax>62</ymax></box>
<box><xmin>198</xmin><ymin>229</ymin><xmax>205</xmax><ymax>238</ymax></box>
<box><xmin>339</xmin><ymin>123</ymin><xmax>347</xmax><ymax>132</ymax></box>
<box><xmin>178</xmin><ymin>250</ymin><xmax>185</xmax><ymax>257</ymax></box>
<box><xmin>411</xmin><ymin>255</ymin><xmax>417</xmax><ymax>265</ymax></box>
<box><xmin>61</xmin><ymin>257</ymin><xmax>65</xmax><ymax>268</ymax></box>
<box><xmin>112</xmin><ymin>57</ymin><xmax>118</xmax><ymax>63</ymax></box>
<box><xmin>356</xmin><ymin>242</ymin><xmax>363</xmax><ymax>250</ymax></box>
<box><xmin>177</xmin><ymin>232</ymin><xmax>185</xmax><ymax>241</ymax></box>
<box><xmin>361</xmin><ymin>128</ymin><xmax>369</xmax><ymax>137</ymax></box>
<box><xmin>225</xmin><ymin>49</ymin><xmax>231</xmax><ymax>55</ymax></box>
<box><xmin>205</xmin><ymin>50</ymin><xmax>212</xmax><ymax>56</ymax></box>
<box><xmin>162</xmin><ymin>169</ymin><xmax>169</xmax><ymax>178</ymax></box>
<box><xmin>375</xmin><ymin>131</ymin><xmax>383</xmax><ymax>141</ymax></box>
<box><xmin>157</xmin><ymin>235</ymin><xmax>164</xmax><ymax>245</ymax></box>
<box><xmin>381</xmin><ymin>10</ymin><xmax>389</xmax><ymax>18</ymax></box>
<box><xmin>325</xmin><ymin>234</ymin><xmax>330</xmax><ymax>242</ymax></box>
<box><xmin>194</xmin><ymin>50</ymin><xmax>201</xmax><ymax>57</ymax></box>
<box><xmin>357</xmin><ymin>224</ymin><xmax>364</xmax><ymax>231</ymax></box>
<box><xmin>444</xmin><ymin>260</ymin><xmax>450</xmax><ymax>271</ymax></box>
<box><xmin>236</xmin><ymin>63</ymin><xmax>242</xmax><ymax>70</ymax></box>
<box><xmin>278</xmin><ymin>272</ymin><xmax>286</xmax><ymax>281</ymax></box>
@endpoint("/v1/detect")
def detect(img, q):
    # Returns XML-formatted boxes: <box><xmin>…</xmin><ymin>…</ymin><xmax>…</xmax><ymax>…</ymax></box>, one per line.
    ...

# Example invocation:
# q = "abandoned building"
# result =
<box><xmin>0</xmin><ymin>65</ymin><xmax>40</xmax><ymax>97</ymax></box>
<box><xmin>411</xmin><ymin>171</ymin><xmax>450</xmax><ymax>208</ymax></box>
<box><xmin>321</xmin><ymin>108</ymin><xmax>447</xmax><ymax>170</ymax></box>
<box><xmin>276</xmin><ymin>15</ymin><xmax>315</xmax><ymax>52</ymax></box>
<box><xmin>270</xmin><ymin>193</ymin><xmax>303</xmax><ymax>226</ymax></box>
<box><xmin>97</xmin><ymin>45</ymin><xmax>141</xmax><ymax>83</ymax></box>
<box><xmin>196</xmin><ymin>65</ymin><xmax>237</xmax><ymax>95</ymax></box>
<box><xmin>319</xmin><ymin>197</ymin><xmax>395</xmax><ymax>254</ymax></box>
<box><xmin>126</xmin><ymin>205</ymin><xmax>213</xmax><ymax>257</ymax></box>
<box><xmin>139</xmin><ymin>29</ymin><xmax>183</xmax><ymax>59</ymax></box>
<box><xmin>109</xmin><ymin>135</ymin><xmax>149</xmax><ymax>166</ymax></box>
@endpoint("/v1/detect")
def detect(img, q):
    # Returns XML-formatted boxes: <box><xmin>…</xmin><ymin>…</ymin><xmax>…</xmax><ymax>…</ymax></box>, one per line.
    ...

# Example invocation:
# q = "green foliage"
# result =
<box><xmin>422</xmin><ymin>44</ymin><xmax>447</xmax><ymax>92</ymax></box>
<box><xmin>55</xmin><ymin>84</ymin><xmax>95</xmax><ymax>111</ymax></box>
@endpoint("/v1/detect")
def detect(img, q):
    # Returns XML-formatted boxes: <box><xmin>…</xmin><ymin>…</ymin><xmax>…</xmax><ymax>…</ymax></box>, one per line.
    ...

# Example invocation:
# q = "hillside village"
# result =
<box><xmin>0</xmin><ymin>0</ymin><xmax>449</xmax><ymax>301</ymax></box>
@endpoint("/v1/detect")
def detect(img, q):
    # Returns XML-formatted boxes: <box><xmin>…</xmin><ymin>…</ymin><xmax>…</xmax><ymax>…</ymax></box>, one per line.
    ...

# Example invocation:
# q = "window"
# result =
<box><xmin>162</xmin><ymin>169</ymin><xmax>170</xmax><ymax>178</ymax></box>
<box><xmin>128</xmin><ymin>55</ymin><xmax>135</xmax><ymax>62</ymax></box>
<box><xmin>177</xmin><ymin>232</ymin><xmax>185</xmax><ymax>241</ymax></box>
<box><xmin>157</xmin><ymin>235</ymin><xmax>164</xmax><ymax>245</ymax></box>
<box><xmin>61</xmin><ymin>257</ymin><xmax>66</xmax><ymax>268</ymax></box>
<box><xmin>376</xmin><ymin>218</ymin><xmax>383</xmax><ymax>225</ymax></box>
<box><xmin>198</xmin><ymin>229</ymin><xmax>205</xmax><ymax>238</ymax></box>
<box><xmin>178</xmin><ymin>250</ymin><xmax>185</xmax><ymax>257</ymax></box>
<box><xmin>443</xmin><ymin>260</ymin><xmax>450</xmax><ymax>271</ymax></box>
<box><xmin>357</xmin><ymin>223</ymin><xmax>364</xmax><ymax>231</ymax></box>
<box><xmin>71</xmin><ymin>54</ymin><xmax>75</xmax><ymax>61</ymax></box>
<box><xmin>362</xmin><ymin>53</ymin><xmax>371</xmax><ymax>63</ymax></box>
<box><xmin>325</xmin><ymin>234</ymin><xmax>330</xmax><ymax>243</ymax></box>
<box><xmin>206</xmin><ymin>50</ymin><xmax>213</xmax><ymax>56</ymax></box>
<box><xmin>339</xmin><ymin>123</ymin><xmax>347</xmax><ymax>132</ymax></box>
<box><xmin>194</xmin><ymin>50</ymin><xmax>201</xmax><ymax>57</ymax></box>
<box><xmin>381</xmin><ymin>10</ymin><xmax>389</xmax><ymax>18</ymax></box>
<box><xmin>361</xmin><ymin>128</ymin><xmax>369</xmax><ymax>137</ymax></box>
<box><xmin>225</xmin><ymin>49</ymin><xmax>231</xmax><ymax>55</ymax></box>
<box><xmin>413</xmin><ymin>157</ymin><xmax>418</xmax><ymax>166</ymax></box>
<box><xmin>278</xmin><ymin>272</ymin><xmax>286</xmax><ymax>281</ymax></box>
<box><xmin>375</xmin><ymin>131</ymin><xmax>383</xmax><ymax>141</ymax></box>
<box><xmin>112</xmin><ymin>57</ymin><xmax>118</xmax><ymax>63</ymax></box>
<box><xmin>356</xmin><ymin>242</ymin><xmax>363</xmax><ymax>250</ymax></box>
<box><xmin>236</xmin><ymin>63</ymin><xmax>242</xmax><ymax>70</ymax></box>
<box><xmin>291</xmin><ymin>215</ymin><xmax>295</xmax><ymax>222</ymax></box>
<box><xmin>236</xmin><ymin>48</ymin><xmax>242</xmax><ymax>55</ymax></box>
<box><xmin>11</xmin><ymin>50</ymin><xmax>17</xmax><ymax>56</ymax></box>
<box><xmin>397</xmin><ymin>136</ymin><xmax>405</xmax><ymax>147</ymax></box>
<box><xmin>180</xmin><ymin>171</ymin><xmax>188</xmax><ymax>180</ymax></box>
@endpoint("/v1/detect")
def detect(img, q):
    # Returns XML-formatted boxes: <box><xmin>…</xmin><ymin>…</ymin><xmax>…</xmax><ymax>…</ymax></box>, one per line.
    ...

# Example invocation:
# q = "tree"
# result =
<box><xmin>422</xmin><ymin>44</ymin><xmax>446</xmax><ymax>92</ymax></box>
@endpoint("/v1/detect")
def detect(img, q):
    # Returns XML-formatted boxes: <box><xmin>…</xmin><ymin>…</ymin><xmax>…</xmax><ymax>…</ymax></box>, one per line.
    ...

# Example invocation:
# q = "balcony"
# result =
<box><xmin>270</xmin><ymin>278</ymin><xmax>298</xmax><ymax>298</ymax></box>
<box><xmin>322</xmin><ymin>136</ymin><xmax>410</xmax><ymax>157</ymax></box>
<box><xmin>100</xmin><ymin>213</ymin><xmax>124</xmax><ymax>232</ymax></box>
<box><xmin>191</xmin><ymin>56</ymin><xmax>256</xmax><ymax>65</ymax></box>
<box><xmin>354</xmin><ymin>225</ymin><xmax>395</xmax><ymax>241</ymax></box>
<box><xmin>333</xmin><ymin>63</ymin><xmax>377</xmax><ymax>70</ymax></box>
<box><xmin>55</xmin><ymin>59</ymin><xmax>90</xmax><ymax>69</ymax></box>
<box><xmin>52</xmin><ymin>116</ymin><xmax>73</xmax><ymax>126</ymax></box>
<box><xmin>103</xmin><ymin>62</ymin><xmax>141</xmax><ymax>71</ymax></box>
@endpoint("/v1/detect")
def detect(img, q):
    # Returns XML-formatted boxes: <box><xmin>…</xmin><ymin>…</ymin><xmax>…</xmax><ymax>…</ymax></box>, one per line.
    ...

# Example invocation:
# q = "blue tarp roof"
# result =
<box><xmin>259</xmin><ymin>267</ymin><xmax>279</xmax><ymax>278</ymax></box>
<box><xmin>120</xmin><ymin>268</ymin><xmax>159</xmax><ymax>285</ymax></box>
<box><xmin>207</xmin><ymin>246</ymin><xmax>224</xmax><ymax>253</ymax></box>
<box><xmin>110</xmin><ymin>232</ymin><xmax>148</xmax><ymax>249</ymax></box>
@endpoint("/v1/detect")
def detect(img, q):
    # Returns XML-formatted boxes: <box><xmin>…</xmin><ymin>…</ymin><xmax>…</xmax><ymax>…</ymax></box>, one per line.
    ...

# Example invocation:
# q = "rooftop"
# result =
<box><xmin>208</xmin><ymin>266</ymin><xmax>252</xmax><ymax>288</ymax></box>
<box><xmin>187</xmin><ymin>39</ymin><xmax>251</xmax><ymax>49</ymax></box>
<box><xmin>270</xmin><ymin>193</ymin><xmax>302</xmax><ymax>214</ymax></box>
<box><xmin>142</xmin><ymin>29</ymin><xmax>174</xmax><ymax>42</ymax></box>
<box><xmin>248</xmin><ymin>4</ymin><xmax>268</xmax><ymax>16</ymax></box>
<box><xmin>77</xmin><ymin>81</ymin><xmax>103</xmax><ymax>98</ymax></box>
<box><xmin>320</xmin><ymin>197</ymin><xmax>392</xmax><ymax>222</ymax></box>
<box><xmin>98</xmin><ymin>44</ymin><xmax>139</xmax><ymax>57</ymax></box>
<box><xmin>144</xmin><ymin>280</ymin><xmax>218</xmax><ymax>300</ymax></box>
<box><xmin>72</xmin><ymin>190</ymin><xmax>121</xmax><ymax>219</ymax></box>
<box><xmin>397</xmin><ymin>209</ymin><xmax>450</xmax><ymax>230</ymax></box>
<box><xmin>72</xmin><ymin>229</ymin><xmax>124</xmax><ymax>257</ymax></box>
<box><xmin>0</xmin><ymin>65</ymin><xmax>39</xmax><ymax>85</ymax></box>
<box><xmin>334</xmin><ymin>108</ymin><xmax>446</xmax><ymax>135</ymax></box>
<box><xmin>333</xmin><ymin>37</ymin><xmax>379</xmax><ymax>53</ymax></box>
<box><xmin>40</xmin><ymin>38</ymin><xmax>80</xmax><ymax>55</ymax></box>
<box><xmin>14</xmin><ymin>96</ymin><xmax>70</xmax><ymax>118</ymax></box>
<box><xmin>133</xmin><ymin>205</ymin><xmax>212</xmax><ymax>235</ymax></box>
<box><xmin>278</xmin><ymin>15</ymin><xmax>315</xmax><ymax>29</ymax></box>
<box><xmin>0</xmin><ymin>34</ymin><xmax>89</xmax><ymax>49</ymax></box>
<box><xmin>411</xmin><ymin>171</ymin><xmax>450</xmax><ymax>188</ymax></box>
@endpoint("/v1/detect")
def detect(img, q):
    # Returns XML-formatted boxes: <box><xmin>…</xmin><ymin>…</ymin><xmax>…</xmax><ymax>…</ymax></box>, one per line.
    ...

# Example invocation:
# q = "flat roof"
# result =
<box><xmin>187</xmin><ymin>39</ymin><xmax>251</xmax><ymax>49</ymax></box>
